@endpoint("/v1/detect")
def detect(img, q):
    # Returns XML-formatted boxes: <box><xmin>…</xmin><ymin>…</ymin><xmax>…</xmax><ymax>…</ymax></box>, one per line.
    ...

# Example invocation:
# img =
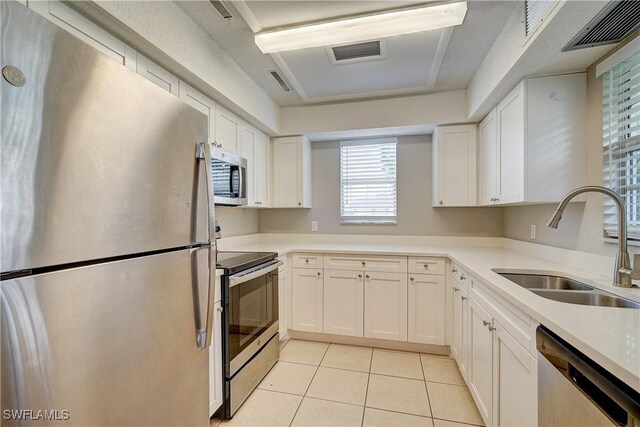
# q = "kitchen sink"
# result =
<box><xmin>498</xmin><ymin>273</ymin><xmax>594</xmax><ymax>291</ymax></box>
<box><xmin>496</xmin><ymin>271</ymin><xmax>640</xmax><ymax>309</ymax></box>
<box><xmin>530</xmin><ymin>290</ymin><xmax>640</xmax><ymax>309</ymax></box>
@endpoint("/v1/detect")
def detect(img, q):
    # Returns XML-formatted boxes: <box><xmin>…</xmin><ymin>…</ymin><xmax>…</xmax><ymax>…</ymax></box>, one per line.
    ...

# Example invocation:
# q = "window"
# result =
<box><xmin>340</xmin><ymin>139</ymin><xmax>397</xmax><ymax>224</ymax></box>
<box><xmin>603</xmin><ymin>50</ymin><xmax>640</xmax><ymax>239</ymax></box>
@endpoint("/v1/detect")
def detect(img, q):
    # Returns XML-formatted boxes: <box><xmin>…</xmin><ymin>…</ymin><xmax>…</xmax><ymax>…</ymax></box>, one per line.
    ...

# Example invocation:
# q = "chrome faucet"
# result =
<box><xmin>546</xmin><ymin>185</ymin><xmax>638</xmax><ymax>288</ymax></box>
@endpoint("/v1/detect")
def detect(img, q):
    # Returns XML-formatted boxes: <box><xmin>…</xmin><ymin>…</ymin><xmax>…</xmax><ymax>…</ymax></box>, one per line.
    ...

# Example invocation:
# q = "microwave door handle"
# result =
<box><xmin>229</xmin><ymin>165</ymin><xmax>236</xmax><ymax>197</ymax></box>
<box><xmin>195</xmin><ymin>142</ymin><xmax>215</xmax><ymax>244</ymax></box>
<box><xmin>238</xmin><ymin>164</ymin><xmax>244</xmax><ymax>199</ymax></box>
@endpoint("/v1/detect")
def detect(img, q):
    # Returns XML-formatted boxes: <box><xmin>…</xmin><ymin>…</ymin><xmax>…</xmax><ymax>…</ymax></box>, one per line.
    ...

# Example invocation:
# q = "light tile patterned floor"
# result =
<box><xmin>212</xmin><ymin>339</ymin><xmax>484</xmax><ymax>427</ymax></box>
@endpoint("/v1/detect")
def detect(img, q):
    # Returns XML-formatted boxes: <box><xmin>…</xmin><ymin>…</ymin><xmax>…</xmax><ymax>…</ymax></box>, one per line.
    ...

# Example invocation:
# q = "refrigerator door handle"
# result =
<box><xmin>193</xmin><ymin>246</ymin><xmax>216</xmax><ymax>350</ymax></box>
<box><xmin>195</xmin><ymin>142</ymin><xmax>216</xmax><ymax>244</ymax></box>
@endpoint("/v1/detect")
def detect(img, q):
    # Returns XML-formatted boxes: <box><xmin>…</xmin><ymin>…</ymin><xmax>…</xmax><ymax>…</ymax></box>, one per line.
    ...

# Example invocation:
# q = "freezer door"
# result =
<box><xmin>1</xmin><ymin>248</ymin><xmax>213</xmax><ymax>426</ymax></box>
<box><xmin>1</xmin><ymin>2</ymin><xmax>211</xmax><ymax>273</ymax></box>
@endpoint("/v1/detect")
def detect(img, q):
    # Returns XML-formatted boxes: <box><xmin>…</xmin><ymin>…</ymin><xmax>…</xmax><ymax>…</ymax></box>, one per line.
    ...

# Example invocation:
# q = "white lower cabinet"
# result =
<box><xmin>468</xmin><ymin>298</ymin><xmax>494</xmax><ymax>426</ymax></box>
<box><xmin>278</xmin><ymin>266</ymin><xmax>287</xmax><ymax>338</ymax></box>
<box><xmin>323</xmin><ymin>269</ymin><xmax>364</xmax><ymax>337</ymax></box>
<box><xmin>291</xmin><ymin>268</ymin><xmax>323</xmax><ymax>333</ymax></box>
<box><xmin>364</xmin><ymin>272</ymin><xmax>407</xmax><ymax>341</ymax></box>
<box><xmin>451</xmin><ymin>285</ymin><xmax>469</xmax><ymax>379</ymax></box>
<box><xmin>209</xmin><ymin>300</ymin><xmax>223</xmax><ymax>416</ymax></box>
<box><xmin>493</xmin><ymin>320</ymin><xmax>538</xmax><ymax>427</ymax></box>
<box><xmin>408</xmin><ymin>274</ymin><xmax>445</xmax><ymax>345</ymax></box>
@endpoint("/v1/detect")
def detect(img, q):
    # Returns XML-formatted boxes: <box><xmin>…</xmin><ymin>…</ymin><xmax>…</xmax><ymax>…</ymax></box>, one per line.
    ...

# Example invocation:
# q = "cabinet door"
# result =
<box><xmin>278</xmin><ymin>273</ymin><xmax>287</xmax><ymax>338</ymax></box>
<box><xmin>479</xmin><ymin>108</ymin><xmax>499</xmax><ymax>205</ymax></box>
<box><xmin>272</xmin><ymin>137</ymin><xmax>301</xmax><ymax>208</ymax></box>
<box><xmin>241</xmin><ymin>127</ymin><xmax>256</xmax><ymax>206</ymax></box>
<box><xmin>136</xmin><ymin>54</ymin><xmax>179</xmax><ymax>96</ymax></box>
<box><xmin>291</xmin><ymin>268</ymin><xmax>323</xmax><ymax>333</ymax></box>
<box><xmin>497</xmin><ymin>84</ymin><xmax>525</xmax><ymax>204</ymax></box>
<box><xmin>29</xmin><ymin>0</ymin><xmax>136</xmax><ymax>69</ymax></box>
<box><xmin>364</xmin><ymin>272</ymin><xmax>407</xmax><ymax>341</ymax></box>
<box><xmin>178</xmin><ymin>81</ymin><xmax>216</xmax><ymax>145</ymax></box>
<box><xmin>408</xmin><ymin>274</ymin><xmax>445</xmax><ymax>345</ymax></box>
<box><xmin>434</xmin><ymin>125</ymin><xmax>477</xmax><ymax>207</ymax></box>
<box><xmin>323</xmin><ymin>270</ymin><xmax>364</xmax><ymax>337</ymax></box>
<box><xmin>209</xmin><ymin>301</ymin><xmax>223</xmax><ymax>416</ymax></box>
<box><xmin>254</xmin><ymin>132</ymin><xmax>270</xmax><ymax>207</ymax></box>
<box><xmin>451</xmin><ymin>286</ymin><xmax>469</xmax><ymax>379</ymax></box>
<box><xmin>215</xmin><ymin>106</ymin><xmax>241</xmax><ymax>153</ymax></box>
<box><xmin>493</xmin><ymin>321</ymin><xmax>537</xmax><ymax>427</ymax></box>
<box><xmin>468</xmin><ymin>298</ymin><xmax>494</xmax><ymax>426</ymax></box>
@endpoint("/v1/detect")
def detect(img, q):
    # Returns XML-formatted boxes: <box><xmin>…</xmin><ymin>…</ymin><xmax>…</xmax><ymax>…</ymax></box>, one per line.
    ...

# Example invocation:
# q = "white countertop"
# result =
<box><xmin>220</xmin><ymin>237</ymin><xmax>640</xmax><ymax>392</ymax></box>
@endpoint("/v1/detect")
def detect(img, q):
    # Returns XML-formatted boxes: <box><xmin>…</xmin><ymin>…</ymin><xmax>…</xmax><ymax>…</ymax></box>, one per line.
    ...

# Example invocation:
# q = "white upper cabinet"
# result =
<box><xmin>178</xmin><ymin>81</ymin><xmax>216</xmax><ymax>146</ymax></box>
<box><xmin>215</xmin><ymin>106</ymin><xmax>241</xmax><ymax>153</ymax></box>
<box><xmin>136</xmin><ymin>54</ymin><xmax>179</xmax><ymax>96</ymax></box>
<box><xmin>253</xmin><ymin>131</ymin><xmax>270</xmax><ymax>207</ymax></box>
<box><xmin>478</xmin><ymin>109</ymin><xmax>498</xmax><ymax>205</ymax></box>
<box><xmin>272</xmin><ymin>136</ymin><xmax>312</xmax><ymax>208</ymax></box>
<box><xmin>479</xmin><ymin>73</ymin><xmax>587</xmax><ymax>205</ymax></box>
<box><xmin>433</xmin><ymin>124</ymin><xmax>477</xmax><ymax>207</ymax></box>
<box><xmin>29</xmin><ymin>0</ymin><xmax>136</xmax><ymax>69</ymax></box>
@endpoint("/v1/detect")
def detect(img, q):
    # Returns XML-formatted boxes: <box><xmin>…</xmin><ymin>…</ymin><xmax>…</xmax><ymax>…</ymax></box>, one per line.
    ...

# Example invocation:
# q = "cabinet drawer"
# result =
<box><xmin>291</xmin><ymin>253</ymin><xmax>323</xmax><ymax>269</ymax></box>
<box><xmin>324</xmin><ymin>254</ymin><xmax>407</xmax><ymax>273</ymax></box>
<box><xmin>408</xmin><ymin>257</ymin><xmax>445</xmax><ymax>275</ymax></box>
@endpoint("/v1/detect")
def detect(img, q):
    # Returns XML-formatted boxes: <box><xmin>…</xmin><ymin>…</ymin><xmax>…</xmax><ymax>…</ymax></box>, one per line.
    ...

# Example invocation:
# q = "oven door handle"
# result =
<box><xmin>229</xmin><ymin>260</ymin><xmax>282</xmax><ymax>288</ymax></box>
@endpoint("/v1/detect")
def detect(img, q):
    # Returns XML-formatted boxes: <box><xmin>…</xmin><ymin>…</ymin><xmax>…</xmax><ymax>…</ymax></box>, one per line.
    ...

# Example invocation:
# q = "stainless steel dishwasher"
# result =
<box><xmin>537</xmin><ymin>326</ymin><xmax>640</xmax><ymax>426</ymax></box>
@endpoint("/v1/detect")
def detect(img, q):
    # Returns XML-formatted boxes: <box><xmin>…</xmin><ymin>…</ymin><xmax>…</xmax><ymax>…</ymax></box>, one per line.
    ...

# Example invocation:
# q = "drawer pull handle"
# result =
<box><xmin>488</xmin><ymin>326</ymin><xmax>496</xmax><ymax>332</ymax></box>
<box><xmin>362</xmin><ymin>261</ymin><xmax>366</xmax><ymax>266</ymax></box>
<box><xmin>358</xmin><ymin>274</ymin><xmax>362</xmax><ymax>278</ymax></box>
<box><xmin>453</xmin><ymin>287</ymin><xmax>460</xmax><ymax>292</ymax></box>
<box><xmin>410</xmin><ymin>277</ymin><xmax>415</xmax><ymax>281</ymax></box>
<box><xmin>452</xmin><ymin>267</ymin><xmax>457</xmax><ymax>273</ymax></box>
<box><xmin>366</xmin><ymin>275</ymin><xmax>370</xmax><ymax>279</ymax></box>
<box><xmin>423</xmin><ymin>263</ymin><xmax>429</xmax><ymax>269</ymax></box>
<box><xmin>461</xmin><ymin>296</ymin><xmax>468</xmax><ymax>301</ymax></box>
<box><xmin>483</xmin><ymin>320</ymin><xmax>490</xmax><ymax>327</ymax></box>
<box><xmin>460</xmin><ymin>274</ymin><xmax>466</xmax><ymax>281</ymax></box>
<box><xmin>317</xmin><ymin>272</ymin><xmax>321</xmax><ymax>276</ymax></box>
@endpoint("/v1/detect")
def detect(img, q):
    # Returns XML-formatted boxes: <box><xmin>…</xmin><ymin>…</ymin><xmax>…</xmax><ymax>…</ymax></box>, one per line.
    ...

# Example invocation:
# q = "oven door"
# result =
<box><xmin>211</xmin><ymin>148</ymin><xmax>247</xmax><ymax>206</ymax></box>
<box><xmin>225</xmin><ymin>260</ymin><xmax>281</xmax><ymax>377</ymax></box>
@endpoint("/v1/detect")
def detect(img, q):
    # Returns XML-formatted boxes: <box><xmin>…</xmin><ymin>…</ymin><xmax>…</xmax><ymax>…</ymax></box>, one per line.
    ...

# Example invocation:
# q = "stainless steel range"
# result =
<box><xmin>217</xmin><ymin>251</ymin><xmax>281</xmax><ymax>418</ymax></box>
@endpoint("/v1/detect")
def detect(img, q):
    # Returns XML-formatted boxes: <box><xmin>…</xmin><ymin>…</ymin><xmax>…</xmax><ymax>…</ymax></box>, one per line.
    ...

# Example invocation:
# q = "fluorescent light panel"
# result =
<box><xmin>255</xmin><ymin>2</ymin><xmax>467</xmax><ymax>54</ymax></box>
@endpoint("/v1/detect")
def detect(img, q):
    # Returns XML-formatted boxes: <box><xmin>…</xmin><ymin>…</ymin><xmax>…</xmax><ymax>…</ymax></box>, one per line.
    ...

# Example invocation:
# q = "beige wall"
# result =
<box><xmin>216</xmin><ymin>207</ymin><xmax>259</xmax><ymax>238</ymax></box>
<box><xmin>259</xmin><ymin>135</ymin><xmax>504</xmax><ymax>236</ymax></box>
<box><xmin>503</xmin><ymin>32</ymin><xmax>640</xmax><ymax>257</ymax></box>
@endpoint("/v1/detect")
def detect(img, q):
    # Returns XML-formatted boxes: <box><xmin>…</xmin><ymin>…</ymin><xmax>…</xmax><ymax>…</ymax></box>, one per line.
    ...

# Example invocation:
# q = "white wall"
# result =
<box><xmin>280</xmin><ymin>90</ymin><xmax>468</xmax><ymax>136</ymax></box>
<box><xmin>71</xmin><ymin>0</ymin><xmax>280</xmax><ymax>134</ymax></box>
<box><xmin>259</xmin><ymin>135</ymin><xmax>504</xmax><ymax>236</ymax></box>
<box><xmin>216</xmin><ymin>207</ymin><xmax>259</xmax><ymax>238</ymax></box>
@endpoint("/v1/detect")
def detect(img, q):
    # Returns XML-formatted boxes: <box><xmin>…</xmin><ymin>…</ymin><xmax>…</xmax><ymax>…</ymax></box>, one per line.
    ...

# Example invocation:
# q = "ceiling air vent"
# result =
<box><xmin>331</xmin><ymin>41</ymin><xmax>382</xmax><ymax>63</ymax></box>
<box><xmin>563</xmin><ymin>1</ymin><xmax>640</xmax><ymax>51</ymax></box>
<box><xmin>209</xmin><ymin>1</ymin><xmax>233</xmax><ymax>20</ymax></box>
<box><xmin>269</xmin><ymin>70</ymin><xmax>291</xmax><ymax>92</ymax></box>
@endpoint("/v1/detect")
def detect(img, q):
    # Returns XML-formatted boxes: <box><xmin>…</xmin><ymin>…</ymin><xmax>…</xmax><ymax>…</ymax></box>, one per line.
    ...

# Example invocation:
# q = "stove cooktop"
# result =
<box><xmin>216</xmin><ymin>251</ymin><xmax>278</xmax><ymax>274</ymax></box>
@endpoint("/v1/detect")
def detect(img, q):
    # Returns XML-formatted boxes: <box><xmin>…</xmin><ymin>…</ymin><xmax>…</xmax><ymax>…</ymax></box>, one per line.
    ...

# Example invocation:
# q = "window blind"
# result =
<box><xmin>340</xmin><ymin>140</ymin><xmax>397</xmax><ymax>223</ymax></box>
<box><xmin>525</xmin><ymin>0</ymin><xmax>556</xmax><ymax>36</ymax></box>
<box><xmin>603</xmin><ymin>50</ymin><xmax>640</xmax><ymax>239</ymax></box>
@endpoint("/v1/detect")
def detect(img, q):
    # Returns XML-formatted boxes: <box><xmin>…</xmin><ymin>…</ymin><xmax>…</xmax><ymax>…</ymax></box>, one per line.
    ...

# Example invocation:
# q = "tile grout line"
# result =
<box><xmin>288</xmin><ymin>341</ymin><xmax>330</xmax><ymax>427</ymax></box>
<box><xmin>432</xmin><ymin>417</ymin><xmax>484</xmax><ymax>427</ymax></box>
<box><xmin>361</xmin><ymin>347</ymin><xmax>374</xmax><ymax>427</ymax></box>
<box><xmin>419</xmin><ymin>354</ymin><xmax>436</xmax><ymax>427</ymax></box>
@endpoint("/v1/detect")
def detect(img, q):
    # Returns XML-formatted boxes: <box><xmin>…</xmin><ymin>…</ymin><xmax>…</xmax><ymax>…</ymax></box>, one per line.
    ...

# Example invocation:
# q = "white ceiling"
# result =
<box><xmin>177</xmin><ymin>0</ymin><xmax>517</xmax><ymax>106</ymax></box>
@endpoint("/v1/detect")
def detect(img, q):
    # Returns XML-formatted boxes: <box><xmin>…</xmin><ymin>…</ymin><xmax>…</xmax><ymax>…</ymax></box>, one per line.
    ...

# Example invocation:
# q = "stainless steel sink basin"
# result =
<box><xmin>498</xmin><ymin>273</ymin><xmax>594</xmax><ymax>291</ymax></box>
<box><xmin>530</xmin><ymin>290</ymin><xmax>640</xmax><ymax>309</ymax></box>
<box><xmin>496</xmin><ymin>271</ymin><xmax>640</xmax><ymax>309</ymax></box>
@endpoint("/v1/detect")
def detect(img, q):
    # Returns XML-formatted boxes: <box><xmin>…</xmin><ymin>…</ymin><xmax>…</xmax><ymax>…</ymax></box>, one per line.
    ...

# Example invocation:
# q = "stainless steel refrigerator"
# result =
<box><xmin>1</xmin><ymin>2</ymin><xmax>216</xmax><ymax>425</ymax></box>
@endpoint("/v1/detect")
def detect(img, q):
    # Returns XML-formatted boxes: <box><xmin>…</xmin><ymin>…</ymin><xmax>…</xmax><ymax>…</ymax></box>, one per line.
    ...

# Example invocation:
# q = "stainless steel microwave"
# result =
<box><xmin>211</xmin><ymin>146</ymin><xmax>247</xmax><ymax>206</ymax></box>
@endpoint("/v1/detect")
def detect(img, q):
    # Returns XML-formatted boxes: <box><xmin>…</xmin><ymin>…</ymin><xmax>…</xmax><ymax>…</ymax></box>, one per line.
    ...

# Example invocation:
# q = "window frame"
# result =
<box><xmin>602</xmin><ymin>49</ymin><xmax>640</xmax><ymax>241</ymax></box>
<box><xmin>339</xmin><ymin>138</ymin><xmax>398</xmax><ymax>225</ymax></box>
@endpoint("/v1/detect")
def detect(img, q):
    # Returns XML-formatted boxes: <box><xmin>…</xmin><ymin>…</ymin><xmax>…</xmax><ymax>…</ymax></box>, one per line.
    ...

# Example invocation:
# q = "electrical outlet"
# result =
<box><xmin>311</xmin><ymin>221</ymin><xmax>318</xmax><ymax>232</ymax></box>
<box><xmin>530</xmin><ymin>224</ymin><xmax>536</xmax><ymax>239</ymax></box>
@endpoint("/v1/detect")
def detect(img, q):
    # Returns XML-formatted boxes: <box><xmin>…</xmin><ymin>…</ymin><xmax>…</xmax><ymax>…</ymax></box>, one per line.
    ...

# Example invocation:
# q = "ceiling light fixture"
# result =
<box><xmin>254</xmin><ymin>1</ymin><xmax>467</xmax><ymax>54</ymax></box>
